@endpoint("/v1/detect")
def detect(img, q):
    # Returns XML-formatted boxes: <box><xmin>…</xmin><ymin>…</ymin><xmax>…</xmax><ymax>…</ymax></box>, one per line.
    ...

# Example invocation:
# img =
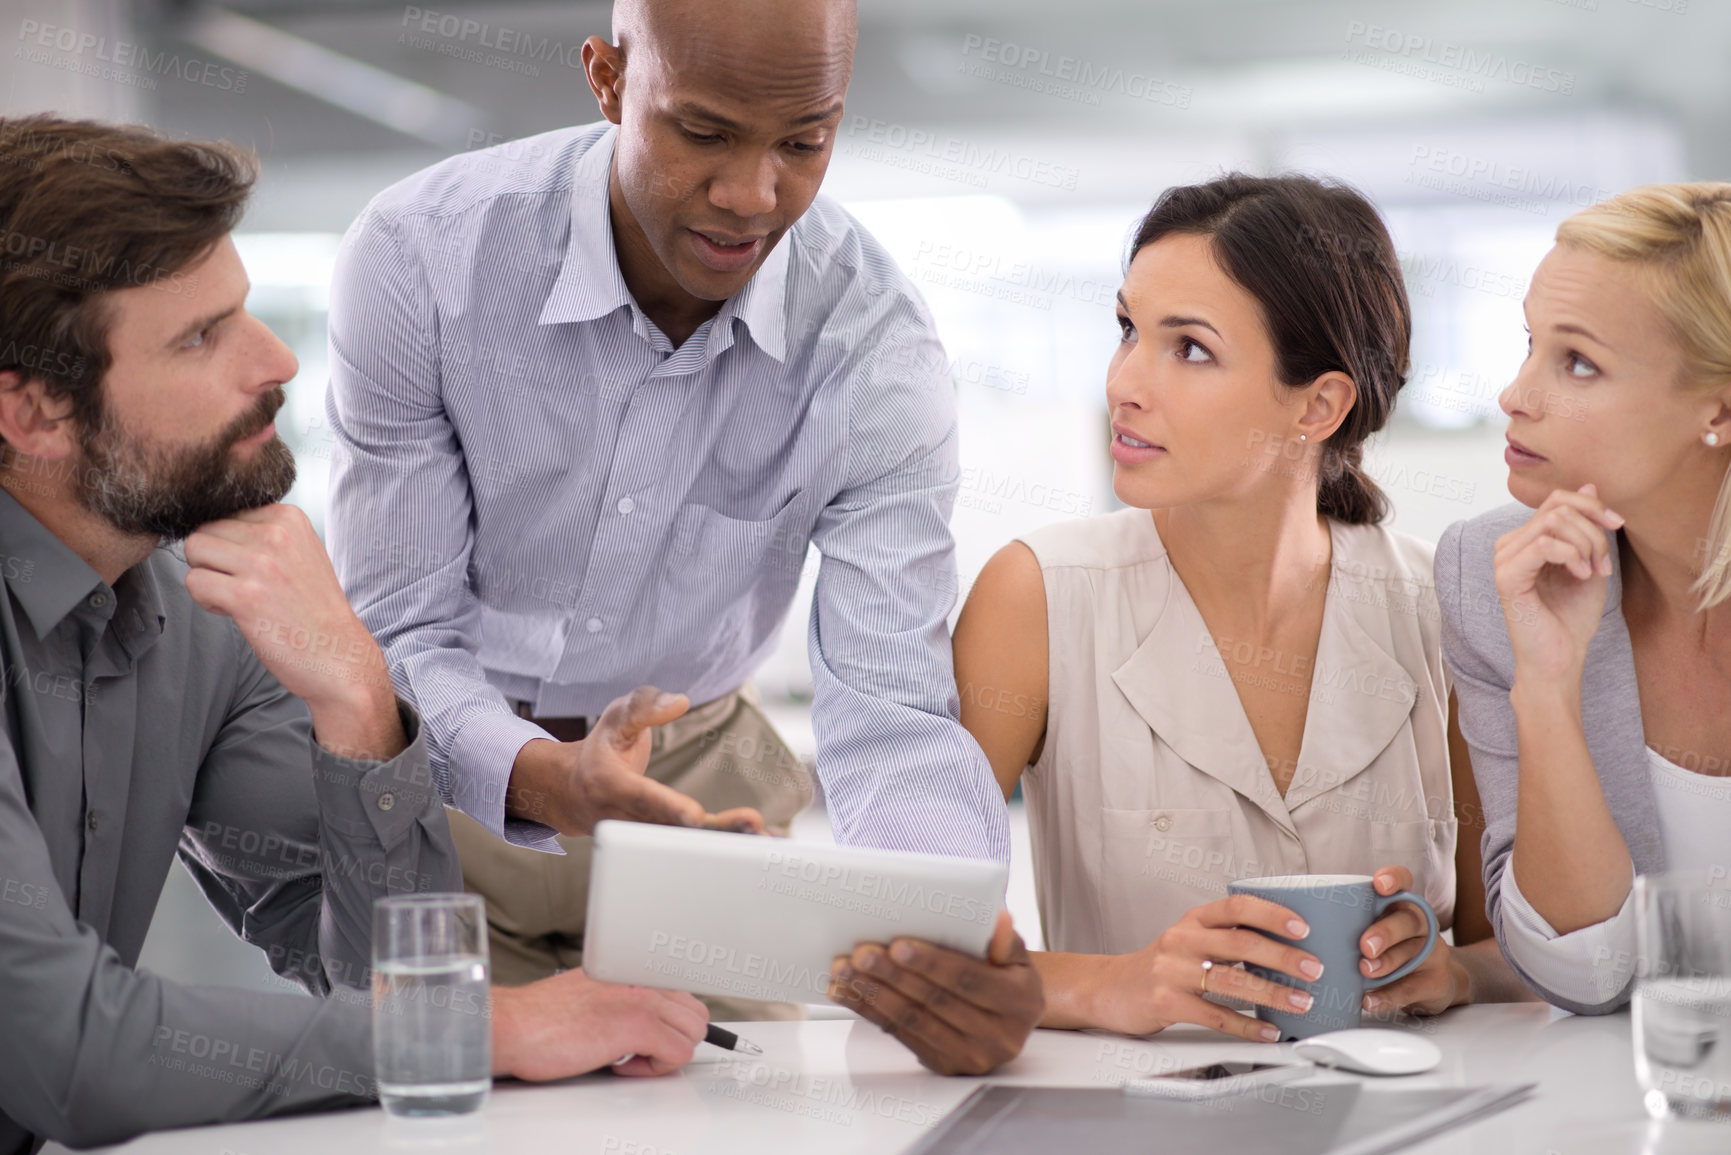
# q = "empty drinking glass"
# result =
<box><xmin>1633</xmin><ymin>871</ymin><xmax>1731</xmax><ymax>1121</ymax></box>
<box><xmin>372</xmin><ymin>893</ymin><xmax>492</xmax><ymax>1117</ymax></box>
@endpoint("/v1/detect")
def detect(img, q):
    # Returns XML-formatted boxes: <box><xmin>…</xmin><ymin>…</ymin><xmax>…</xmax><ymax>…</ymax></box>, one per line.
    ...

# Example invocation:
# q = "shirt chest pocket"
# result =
<box><xmin>1095</xmin><ymin>807</ymin><xmax>1241</xmax><ymax>953</ymax></box>
<box><xmin>667</xmin><ymin>499</ymin><xmax>812</xmax><ymax>597</ymax></box>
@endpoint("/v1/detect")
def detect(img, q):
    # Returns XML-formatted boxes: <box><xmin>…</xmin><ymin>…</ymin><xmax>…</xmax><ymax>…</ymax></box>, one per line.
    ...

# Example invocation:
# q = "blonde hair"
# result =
<box><xmin>1555</xmin><ymin>183</ymin><xmax>1731</xmax><ymax>610</ymax></box>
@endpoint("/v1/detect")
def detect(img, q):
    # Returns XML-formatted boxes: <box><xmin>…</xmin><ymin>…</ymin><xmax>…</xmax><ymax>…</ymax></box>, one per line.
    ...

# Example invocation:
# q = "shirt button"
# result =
<box><xmin>616</xmin><ymin>497</ymin><xmax>635</xmax><ymax>515</ymax></box>
<box><xmin>1153</xmin><ymin>815</ymin><xmax>1172</xmax><ymax>831</ymax></box>
<box><xmin>377</xmin><ymin>792</ymin><xmax>395</xmax><ymax>812</ymax></box>
<box><xmin>586</xmin><ymin>617</ymin><xmax>604</xmax><ymax>634</ymax></box>
<box><xmin>87</xmin><ymin>811</ymin><xmax>98</xmax><ymax>832</ymax></box>
<box><xmin>88</xmin><ymin>593</ymin><xmax>106</xmax><ymax>608</ymax></box>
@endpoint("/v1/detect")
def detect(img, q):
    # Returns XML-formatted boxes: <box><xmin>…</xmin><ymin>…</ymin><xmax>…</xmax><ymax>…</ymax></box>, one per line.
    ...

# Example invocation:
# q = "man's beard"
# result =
<box><xmin>72</xmin><ymin>386</ymin><xmax>297</xmax><ymax>542</ymax></box>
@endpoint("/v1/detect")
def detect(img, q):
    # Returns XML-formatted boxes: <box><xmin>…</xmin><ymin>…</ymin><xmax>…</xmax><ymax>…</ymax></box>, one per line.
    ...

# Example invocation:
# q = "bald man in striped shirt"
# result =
<box><xmin>326</xmin><ymin>0</ymin><xmax>1041</xmax><ymax>1074</ymax></box>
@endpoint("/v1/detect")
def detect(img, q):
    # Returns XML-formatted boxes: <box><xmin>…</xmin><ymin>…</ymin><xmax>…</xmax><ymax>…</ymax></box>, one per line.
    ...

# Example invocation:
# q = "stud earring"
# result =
<box><xmin>1299</xmin><ymin>433</ymin><xmax>1308</xmax><ymax>442</ymax></box>
<box><xmin>1709</xmin><ymin>431</ymin><xmax>1722</xmax><ymax>447</ymax></box>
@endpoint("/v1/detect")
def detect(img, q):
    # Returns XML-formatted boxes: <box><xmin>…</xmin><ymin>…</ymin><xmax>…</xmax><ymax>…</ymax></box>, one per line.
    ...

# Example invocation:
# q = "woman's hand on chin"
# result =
<box><xmin>1493</xmin><ymin>483</ymin><xmax>1623</xmax><ymax>687</ymax></box>
<box><xmin>1084</xmin><ymin>894</ymin><xmax>1324</xmax><ymax>1042</ymax></box>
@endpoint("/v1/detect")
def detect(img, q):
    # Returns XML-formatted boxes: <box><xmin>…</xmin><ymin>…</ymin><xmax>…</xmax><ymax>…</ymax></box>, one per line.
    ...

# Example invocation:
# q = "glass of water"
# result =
<box><xmin>372</xmin><ymin>893</ymin><xmax>492</xmax><ymax>1117</ymax></box>
<box><xmin>1633</xmin><ymin>871</ymin><xmax>1731</xmax><ymax>1120</ymax></box>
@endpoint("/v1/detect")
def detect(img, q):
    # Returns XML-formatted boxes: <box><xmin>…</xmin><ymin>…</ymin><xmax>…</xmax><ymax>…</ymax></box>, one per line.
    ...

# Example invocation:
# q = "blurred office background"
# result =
<box><xmin>2</xmin><ymin>0</ymin><xmax>1713</xmax><ymax>991</ymax></box>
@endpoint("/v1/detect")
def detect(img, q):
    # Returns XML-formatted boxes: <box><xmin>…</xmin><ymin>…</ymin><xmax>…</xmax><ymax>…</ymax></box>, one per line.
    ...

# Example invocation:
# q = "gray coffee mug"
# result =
<box><xmin>1226</xmin><ymin>873</ymin><xmax>1439</xmax><ymax>1041</ymax></box>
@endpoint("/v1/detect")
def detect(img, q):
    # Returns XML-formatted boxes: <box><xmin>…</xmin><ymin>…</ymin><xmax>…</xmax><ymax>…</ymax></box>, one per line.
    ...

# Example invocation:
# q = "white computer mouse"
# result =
<box><xmin>1291</xmin><ymin>1028</ymin><xmax>1442</xmax><ymax>1076</ymax></box>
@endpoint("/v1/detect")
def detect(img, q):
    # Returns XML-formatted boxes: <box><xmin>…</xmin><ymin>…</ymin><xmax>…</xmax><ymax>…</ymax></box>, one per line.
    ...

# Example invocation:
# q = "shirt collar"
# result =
<box><xmin>0</xmin><ymin>485</ymin><xmax>107</xmax><ymax>637</ymax></box>
<box><xmin>1109</xmin><ymin>516</ymin><xmax>1419</xmax><ymax>831</ymax></box>
<box><xmin>111</xmin><ymin>550</ymin><xmax>167</xmax><ymax>664</ymax></box>
<box><xmin>0</xmin><ymin>486</ymin><xmax>168</xmax><ymax>649</ymax></box>
<box><xmin>538</xmin><ymin>124</ymin><xmax>791</xmax><ymax>364</ymax></box>
<box><xmin>538</xmin><ymin>126</ymin><xmax>634</xmax><ymax>329</ymax></box>
<box><xmin>723</xmin><ymin>229</ymin><xmax>789</xmax><ymax>362</ymax></box>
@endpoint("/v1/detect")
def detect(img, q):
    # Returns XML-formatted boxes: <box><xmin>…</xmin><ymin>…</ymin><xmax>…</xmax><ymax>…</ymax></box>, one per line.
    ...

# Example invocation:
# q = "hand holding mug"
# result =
<box><xmin>1228</xmin><ymin>873</ymin><xmax>1439</xmax><ymax>1040</ymax></box>
<box><xmin>1360</xmin><ymin>866</ymin><xmax>1469</xmax><ymax>1016</ymax></box>
<box><xmin>1083</xmin><ymin>893</ymin><xmax>1326</xmax><ymax>1043</ymax></box>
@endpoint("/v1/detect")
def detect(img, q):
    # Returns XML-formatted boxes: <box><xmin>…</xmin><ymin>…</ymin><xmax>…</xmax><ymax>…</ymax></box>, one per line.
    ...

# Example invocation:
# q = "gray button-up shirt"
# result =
<box><xmin>0</xmin><ymin>490</ymin><xmax>459</xmax><ymax>1153</ymax></box>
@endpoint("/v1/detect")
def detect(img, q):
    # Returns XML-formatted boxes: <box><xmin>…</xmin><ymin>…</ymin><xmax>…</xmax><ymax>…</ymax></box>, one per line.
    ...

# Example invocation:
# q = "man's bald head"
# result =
<box><xmin>612</xmin><ymin>0</ymin><xmax>857</xmax><ymax>97</ymax></box>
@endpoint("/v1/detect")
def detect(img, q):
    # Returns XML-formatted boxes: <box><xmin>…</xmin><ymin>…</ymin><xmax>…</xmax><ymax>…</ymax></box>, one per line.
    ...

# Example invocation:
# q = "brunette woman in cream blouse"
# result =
<box><xmin>953</xmin><ymin>175</ymin><xmax>1532</xmax><ymax>1042</ymax></box>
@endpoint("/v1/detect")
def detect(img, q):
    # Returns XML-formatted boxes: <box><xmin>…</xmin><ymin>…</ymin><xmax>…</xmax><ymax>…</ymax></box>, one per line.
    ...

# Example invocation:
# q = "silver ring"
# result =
<box><xmin>1199</xmin><ymin>958</ymin><xmax>1215</xmax><ymax>994</ymax></box>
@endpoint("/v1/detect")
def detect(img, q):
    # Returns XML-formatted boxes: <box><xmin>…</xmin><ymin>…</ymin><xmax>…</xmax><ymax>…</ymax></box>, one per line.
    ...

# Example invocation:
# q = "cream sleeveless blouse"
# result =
<box><xmin>1015</xmin><ymin>509</ymin><xmax>1456</xmax><ymax>956</ymax></box>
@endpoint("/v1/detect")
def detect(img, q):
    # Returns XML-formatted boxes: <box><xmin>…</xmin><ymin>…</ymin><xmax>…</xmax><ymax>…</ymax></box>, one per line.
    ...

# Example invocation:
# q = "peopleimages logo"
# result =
<box><xmin>758</xmin><ymin>849</ymin><xmax>996</xmax><ymax>925</ymax></box>
<box><xmin>15</xmin><ymin>20</ymin><xmax>248</xmax><ymax>92</ymax></box>
<box><xmin>399</xmin><ymin>7</ymin><xmax>583</xmax><ymax>70</ymax></box>
<box><xmin>707</xmin><ymin>1059</ymin><xmax>946</xmax><ymax>1129</ymax></box>
<box><xmin>1406</xmin><ymin>146</ymin><xmax>1612</xmax><ymax>210</ymax></box>
<box><xmin>644</xmin><ymin>933</ymin><xmax>834</xmax><ymax>999</ymax></box>
<box><xmin>959</xmin><ymin>466</ymin><xmax>1093</xmax><ymax>517</ymax></box>
<box><xmin>1343</xmin><ymin>21</ymin><xmax>1575</xmax><ymax>95</ymax></box>
<box><xmin>0</xmin><ymin>340</ymin><xmax>84</xmax><ymax>380</ymax></box>
<box><xmin>0</xmin><ymin>229</ymin><xmax>198</xmax><ymax>296</ymax></box>
<box><xmin>1398</xmin><ymin>250</ymin><xmax>1528</xmax><ymax>301</ymax></box>
<box><xmin>844</xmin><ymin>116</ymin><xmax>1082</xmax><ymax>192</ymax></box>
<box><xmin>958</xmin><ymin>34</ymin><xmax>1193</xmax><ymax>109</ymax></box>
<box><xmin>911</xmin><ymin>240</ymin><xmax>1119</xmax><ymax>310</ymax></box>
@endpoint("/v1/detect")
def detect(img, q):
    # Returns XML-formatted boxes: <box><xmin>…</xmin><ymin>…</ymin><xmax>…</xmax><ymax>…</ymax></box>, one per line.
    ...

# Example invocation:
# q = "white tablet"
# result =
<box><xmin>582</xmin><ymin>820</ymin><xmax>1010</xmax><ymax>1006</ymax></box>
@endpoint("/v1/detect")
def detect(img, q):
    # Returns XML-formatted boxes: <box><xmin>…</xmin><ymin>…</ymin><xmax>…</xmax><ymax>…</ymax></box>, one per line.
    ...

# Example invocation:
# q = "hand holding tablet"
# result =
<box><xmin>583</xmin><ymin>821</ymin><xmax>1043</xmax><ymax>1075</ymax></box>
<box><xmin>828</xmin><ymin>906</ymin><xmax>1044</xmax><ymax>1076</ymax></box>
<box><xmin>584</xmin><ymin>821</ymin><xmax>1006</xmax><ymax>1003</ymax></box>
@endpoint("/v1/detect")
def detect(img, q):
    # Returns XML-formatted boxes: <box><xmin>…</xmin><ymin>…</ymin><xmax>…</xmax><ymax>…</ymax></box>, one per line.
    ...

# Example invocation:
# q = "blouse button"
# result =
<box><xmin>1153</xmin><ymin>815</ymin><xmax>1173</xmax><ymax>832</ymax></box>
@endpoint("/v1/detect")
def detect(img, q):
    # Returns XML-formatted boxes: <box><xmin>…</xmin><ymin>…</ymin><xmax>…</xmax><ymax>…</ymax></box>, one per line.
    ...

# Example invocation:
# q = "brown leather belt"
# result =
<box><xmin>514</xmin><ymin>700</ymin><xmax>589</xmax><ymax>743</ymax></box>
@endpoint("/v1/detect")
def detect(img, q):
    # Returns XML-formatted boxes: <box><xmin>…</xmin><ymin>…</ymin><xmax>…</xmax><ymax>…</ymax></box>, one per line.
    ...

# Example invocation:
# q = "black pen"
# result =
<box><xmin>614</xmin><ymin>1024</ymin><xmax>762</xmax><ymax>1066</ymax></box>
<box><xmin>704</xmin><ymin>1024</ymin><xmax>763</xmax><ymax>1055</ymax></box>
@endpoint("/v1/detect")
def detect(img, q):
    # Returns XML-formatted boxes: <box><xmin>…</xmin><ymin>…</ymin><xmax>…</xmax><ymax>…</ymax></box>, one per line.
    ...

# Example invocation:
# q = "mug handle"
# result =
<box><xmin>1364</xmin><ymin>889</ymin><xmax>1439</xmax><ymax>989</ymax></box>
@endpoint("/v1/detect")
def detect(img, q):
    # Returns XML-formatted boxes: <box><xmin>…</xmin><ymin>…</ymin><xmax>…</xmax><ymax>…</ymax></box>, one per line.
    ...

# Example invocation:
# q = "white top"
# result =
<box><xmin>1647</xmin><ymin>746</ymin><xmax>1731</xmax><ymax>869</ymax></box>
<box><xmin>1498</xmin><ymin>746</ymin><xmax>1731</xmax><ymax>1006</ymax></box>
<box><xmin>1014</xmin><ymin>509</ymin><xmax>1455</xmax><ymax>956</ymax></box>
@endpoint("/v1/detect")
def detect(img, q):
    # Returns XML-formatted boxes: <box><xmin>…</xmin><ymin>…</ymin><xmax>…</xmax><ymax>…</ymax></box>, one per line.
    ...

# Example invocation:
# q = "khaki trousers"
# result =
<box><xmin>448</xmin><ymin>684</ymin><xmax>814</xmax><ymax>1021</ymax></box>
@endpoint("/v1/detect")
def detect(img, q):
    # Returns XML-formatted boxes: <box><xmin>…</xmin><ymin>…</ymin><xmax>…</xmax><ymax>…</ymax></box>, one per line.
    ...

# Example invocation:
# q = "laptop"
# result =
<box><xmin>582</xmin><ymin>820</ymin><xmax>1010</xmax><ymax>1005</ymax></box>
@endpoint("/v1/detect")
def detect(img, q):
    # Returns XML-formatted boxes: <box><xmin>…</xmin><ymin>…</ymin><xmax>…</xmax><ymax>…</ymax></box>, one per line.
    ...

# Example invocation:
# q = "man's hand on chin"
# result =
<box><xmin>183</xmin><ymin>503</ymin><xmax>405</xmax><ymax>761</ymax></box>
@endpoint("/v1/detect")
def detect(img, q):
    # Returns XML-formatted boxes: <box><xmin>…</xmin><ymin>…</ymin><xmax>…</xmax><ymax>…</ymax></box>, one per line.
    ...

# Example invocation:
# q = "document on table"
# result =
<box><xmin>902</xmin><ymin>1082</ymin><xmax>1537</xmax><ymax>1155</ymax></box>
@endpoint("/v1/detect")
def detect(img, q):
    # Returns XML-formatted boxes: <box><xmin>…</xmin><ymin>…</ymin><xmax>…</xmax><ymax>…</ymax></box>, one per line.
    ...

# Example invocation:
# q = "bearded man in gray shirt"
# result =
<box><xmin>0</xmin><ymin>115</ymin><xmax>714</xmax><ymax>1154</ymax></box>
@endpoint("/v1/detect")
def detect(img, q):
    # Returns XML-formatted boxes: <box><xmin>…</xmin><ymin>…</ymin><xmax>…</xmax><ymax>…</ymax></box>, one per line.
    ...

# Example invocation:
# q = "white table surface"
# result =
<box><xmin>60</xmin><ymin>1004</ymin><xmax>1731</xmax><ymax>1155</ymax></box>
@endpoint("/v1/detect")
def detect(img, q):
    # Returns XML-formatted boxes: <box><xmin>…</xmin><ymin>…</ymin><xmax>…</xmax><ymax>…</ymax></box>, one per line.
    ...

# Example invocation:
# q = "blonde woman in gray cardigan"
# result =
<box><xmin>1436</xmin><ymin>183</ymin><xmax>1731</xmax><ymax>1013</ymax></box>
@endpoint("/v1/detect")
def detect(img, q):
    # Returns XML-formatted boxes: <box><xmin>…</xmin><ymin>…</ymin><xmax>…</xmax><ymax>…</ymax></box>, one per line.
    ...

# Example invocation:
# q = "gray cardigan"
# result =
<box><xmin>1435</xmin><ymin>502</ymin><xmax>1663</xmax><ymax>1015</ymax></box>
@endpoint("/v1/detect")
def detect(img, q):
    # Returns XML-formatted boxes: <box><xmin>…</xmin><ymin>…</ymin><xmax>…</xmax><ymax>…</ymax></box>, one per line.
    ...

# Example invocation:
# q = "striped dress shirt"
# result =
<box><xmin>324</xmin><ymin>121</ymin><xmax>1010</xmax><ymax>862</ymax></box>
